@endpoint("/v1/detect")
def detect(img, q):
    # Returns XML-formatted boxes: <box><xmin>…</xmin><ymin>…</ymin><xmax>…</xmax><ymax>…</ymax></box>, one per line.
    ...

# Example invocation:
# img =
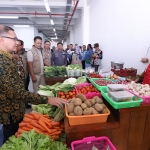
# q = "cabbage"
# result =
<box><xmin>37</xmin><ymin>90</ymin><xmax>54</xmax><ymax>97</ymax></box>
<box><xmin>63</xmin><ymin>77</ymin><xmax>77</xmax><ymax>84</ymax></box>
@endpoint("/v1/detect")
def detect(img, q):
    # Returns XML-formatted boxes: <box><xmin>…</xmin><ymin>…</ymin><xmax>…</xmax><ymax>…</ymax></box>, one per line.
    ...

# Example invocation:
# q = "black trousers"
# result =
<box><xmin>3</xmin><ymin>117</ymin><xmax>23</xmax><ymax>143</ymax></box>
<box><xmin>82</xmin><ymin>60</ymin><xmax>85</xmax><ymax>69</ymax></box>
<box><xmin>92</xmin><ymin>64</ymin><xmax>99</xmax><ymax>72</ymax></box>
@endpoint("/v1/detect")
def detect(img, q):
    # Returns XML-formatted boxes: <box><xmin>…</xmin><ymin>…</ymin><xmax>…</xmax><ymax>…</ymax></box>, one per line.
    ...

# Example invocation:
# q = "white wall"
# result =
<box><xmin>13</xmin><ymin>27</ymin><xmax>34</xmax><ymax>49</ymax></box>
<box><xmin>89</xmin><ymin>0</ymin><xmax>150</xmax><ymax>74</ymax></box>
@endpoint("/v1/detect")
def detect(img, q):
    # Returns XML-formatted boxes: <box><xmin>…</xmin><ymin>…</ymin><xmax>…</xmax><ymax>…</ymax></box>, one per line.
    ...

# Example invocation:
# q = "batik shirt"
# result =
<box><xmin>0</xmin><ymin>50</ymin><xmax>48</xmax><ymax>124</ymax></box>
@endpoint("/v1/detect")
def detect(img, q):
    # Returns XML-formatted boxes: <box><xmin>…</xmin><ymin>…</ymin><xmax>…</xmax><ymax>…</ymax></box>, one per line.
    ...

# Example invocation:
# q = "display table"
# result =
<box><xmin>64</xmin><ymin>100</ymin><xmax>150</xmax><ymax>150</ymax></box>
<box><xmin>45</xmin><ymin>77</ymin><xmax>68</xmax><ymax>85</ymax></box>
<box><xmin>45</xmin><ymin>76</ymin><xmax>79</xmax><ymax>85</ymax></box>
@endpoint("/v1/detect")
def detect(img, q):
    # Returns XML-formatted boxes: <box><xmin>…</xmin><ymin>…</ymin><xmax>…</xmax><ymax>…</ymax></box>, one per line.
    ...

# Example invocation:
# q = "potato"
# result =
<box><xmin>69</xmin><ymin>113</ymin><xmax>75</xmax><ymax>116</ymax></box>
<box><xmin>81</xmin><ymin>103</ymin><xmax>87</xmax><ymax>110</ymax></box>
<box><xmin>83</xmin><ymin>108</ymin><xmax>92</xmax><ymax>115</ymax></box>
<box><xmin>94</xmin><ymin>103</ymin><xmax>103</xmax><ymax>112</ymax></box>
<box><xmin>90</xmin><ymin>107</ymin><xmax>99</xmax><ymax>115</ymax></box>
<box><xmin>89</xmin><ymin>98</ymin><xmax>96</xmax><ymax>106</ymax></box>
<box><xmin>67</xmin><ymin>103</ymin><xmax>75</xmax><ymax>113</ymax></box>
<box><xmin>84</xmin><ymin>100</ymin><xmax>91</xmax><ymax>107</ymax></box>
<box><xmin>95</xmin><ymin>97</ymin><xmax>103</xmax><ymax>104</ymax></box>
<box><xmin>76</xmin><ymin>94</ymin><xmax>87</xmax><ymax>102</ymax></box>
<box><xmin>71</xmin><ymin>98</ymin><xmax>76</xmax><ymax>103</ymax></box>
<box><xmin>68</xmin><ymin>99</ymin><xmax>72</xmax><ymax>103</ymax></box>
<box><xmin>102</xmin><ymin>109</ymin><xmax>108</xmax><ymax>114</ymax></box>
<box><xmin>74</xmin><ymin>106</ymin><xmax>83</xmax><ymax>116</ymax></box>
<box><xmin>73</xmin><ymin>98</ymin><xmax>82</xmax><ymax>106</ymax></box>
<box><xmin>102</xmin><ymin>104</ymin><xmax>106</xmax><ymax>109</ymax></box>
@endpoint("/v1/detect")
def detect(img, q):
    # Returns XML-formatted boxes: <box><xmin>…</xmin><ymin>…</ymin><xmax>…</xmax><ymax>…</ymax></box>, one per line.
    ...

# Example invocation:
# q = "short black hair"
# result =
<box><xmin>0</xmin><ymin>25</ymin><xmax>14</xmax><ymax>36</ymax></box>
<box><xmin>17</xmin><ymin>39</ymin><xmax>24</xmax><ymax>45</ymax></box>
<box><xmin>57</xmin><ymin>42</ymin><xmax>63</xmax><ymax>46</ymax></box>
<box><xmin>34</xmin><ymin>36</ymin><xmax>42</xmax><ymax>42</ymax></box>
<box><xmin>70</xmin><ymin>44</ymin><xmax>73</xmax><ymax>46</ymax></box>
<box><xmin>83</xmin><ymin>45</ymin><xmax>86</xmax><ymax>47</ymax></box>
<box><xmin>44</xmin><ymin>41</ymin><xmax>50</xmax><ymax>44</ymax></box>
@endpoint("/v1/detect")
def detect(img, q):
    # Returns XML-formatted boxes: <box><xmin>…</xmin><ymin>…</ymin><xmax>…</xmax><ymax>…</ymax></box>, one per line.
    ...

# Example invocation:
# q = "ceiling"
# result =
<box><xmin>0</xmin><ymin>0</ymin><xmax>83</xmax><ymax>41</ymax></box>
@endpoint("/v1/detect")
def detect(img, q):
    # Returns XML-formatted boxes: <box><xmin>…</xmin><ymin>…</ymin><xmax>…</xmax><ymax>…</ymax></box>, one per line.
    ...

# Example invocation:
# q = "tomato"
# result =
<box><xmin>69</xmin><ymin>92</ymin><xmax>73</xmax><ymax>96</ymax></box>
<box><xmin>72</xmin><ymin>95</ymin><xmax>76</xmax><ymax>98</ymax></box>
<box><xmin>72</xmin><ymin>89</ymin><xmax>76</xmax><ymax>92</ymax></box>
<box><xmin>66</xmin><ymin>95</ymin><xmax>70</xmax><ymax>99</ymax></box>
<box><xmin>64</xmin><ymin>92</ymin><xmax>68</xmax><ymax>95</ymax></box>
<box><xmin>61</xmin><ymin>95</ymin><xmax>65</xmax><ymax>99</ymax></box>
<box><xmin>72</xmin><ymin>91</ymin><xmax>76</xmax><ymax>95</ymax></box>
<box><xmin>58</xmin><ymin>91</ymin><xmax>61</xmax><ymax>95</ymax></box>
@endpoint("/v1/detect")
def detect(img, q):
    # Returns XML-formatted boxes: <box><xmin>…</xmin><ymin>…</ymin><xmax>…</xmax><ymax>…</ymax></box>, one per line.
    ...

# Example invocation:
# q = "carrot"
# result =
<box><xmin>51</xmin><ymin>122</ymin><xmax>60</xmax><ymax>126</ymax></box>
<box><xmin>24</xmin><ymin>114</ymin><xmax>34</xmax><ymax>119</ymax></box>
<box><xmin>22</xmin><ymin>127</ymin><xmax>32</xmax><ymax>131</ymax></box>
<box><xmin>23</xmin><ymin>117</ymin><xmax>32</xmax><ymax>123</ymax></box>
<box><xmin>38</xmin><ymin>119</ymin><xmax>52</xmax><ymax>133</ymax></box>
<box><xmin>50</xmin><ymin>130</ymin><xmax>61</xmax><ymax>136</ymax></box>
<box><xmin>50</xmin><ymin>129</ymin><xmax>58</xmax><ymax>133</ymax></box>
<box><xmin>53</xmin><ymin>135</ymin><xmax>60</xmax><ymax>141</ymax></box>
<box><xmin>18</xmin><ymin>128</ymin><xmax>26</xmax><ymax>134</ymax></box>
<box><xmin>41</xmin><ymin>115</ymin><xmax>49</xmax><ymax>118</ymax></box>
<box><xmin>47</xmin><ymin>124</ymin><xmax>53</xmax><ymax>129</ymax></box>
<box><xmin>30</xmin><ymin>121</ymin><xmax>46</xmax><ymax>131</ymax></box>
<box><xmin>53</xmin><ymin>126</ymin><xmax>60</xmax><ymax>129</ymax></box>
<box><xmin>26</xmin><ymin>124</ymin><xmax>35</xmax><ymax>129</ymax></box>
<box><xmin>19</xmin><ymin>122</ymin><xmax>28</xmax><ymax>127</ymax></box>
<box><xmin>32</xmin><ymin>128</ymin><xmax>42</xmax><ymax>134</ymax></box>
<box><xmin>31</xmin><ymin>113</ymin><xmax>40</xmax><ymax>120</ymax></box>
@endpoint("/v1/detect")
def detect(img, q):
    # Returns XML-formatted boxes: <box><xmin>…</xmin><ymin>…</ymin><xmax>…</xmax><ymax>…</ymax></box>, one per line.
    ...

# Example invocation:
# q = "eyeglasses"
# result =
<box><xmin>2</xmin><ymin>36</ymin><xmax>18</xmax><ymax>41</ymax></box>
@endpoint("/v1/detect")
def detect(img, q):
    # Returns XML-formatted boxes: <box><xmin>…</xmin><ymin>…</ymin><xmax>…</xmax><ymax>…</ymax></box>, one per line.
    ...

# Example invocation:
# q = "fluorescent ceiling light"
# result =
<box><xmin>53</xmin><ymin>28</ymin><xmax>56</xmax><ymax>32</ymax></box>
<box><xmin>14</xmin><ymin>25</ymin><xmax>30</xmax><ymax>27</ymax></box>
<box><xmin>50</xmin><ymin>19</ymin><xmax>54</xmax><ymax>25</ymax></box>
<box><xmin>56</xmin><ymin>36</ymin><xmax>58</xmax><ymax>39</ymax></box>
<box><xmin>0</xmin><ymin>16</ymin><xmax>18</xmax><ymax>19</ymax></box>
<box><xmin>44</xmin><ymin>0</ymin><xmax>51</xmax><ymax>12</ymax></box>
<box><xmin>55</xmin><ymin>33</ymin><xmax>57</xmax><ymax>36</ymax></box>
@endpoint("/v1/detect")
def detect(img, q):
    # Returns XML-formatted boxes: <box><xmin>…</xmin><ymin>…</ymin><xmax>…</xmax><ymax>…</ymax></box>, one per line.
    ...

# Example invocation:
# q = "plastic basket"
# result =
<box><xmin>71</xmin><ymin>136</ymin><xmax>116</xmax><ymax>150</ymax></box>
<box><xmin>75</xmin><ymin>82</ymin><xmax>102</xmax><ymax>99</ymax></box>
<box><xmin>127</xmin><ymin>89</ymin><xmax>150</xmax><ymax>104</ymax></box>
<box><xmin>89</xmin><ymin>78</ymin><xmax>114</xmax><ymax>91</ymax></box>
<box><xmin>100</xmin><ymin>87</ymin><xmax>143</xmax><ymax>109</ymax></box>
<box><xmin>65</xmin><ymin>105</ymin><xmax>110</xmax><ymax>126</ymax></box>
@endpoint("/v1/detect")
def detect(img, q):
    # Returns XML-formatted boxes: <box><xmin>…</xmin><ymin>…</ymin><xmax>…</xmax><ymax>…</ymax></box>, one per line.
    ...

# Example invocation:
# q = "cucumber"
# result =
<box><xmin>54</xmin><ymin>108</ymin><xmax>65</xmax><ymax>122</ymax></box>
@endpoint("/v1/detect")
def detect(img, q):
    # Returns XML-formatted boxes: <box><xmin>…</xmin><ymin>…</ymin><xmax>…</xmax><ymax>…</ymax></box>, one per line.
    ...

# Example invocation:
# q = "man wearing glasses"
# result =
<box><xmin>0</xmin><ymin>25</ymin><xmax>67</xmax><ymax>143</ymax></box>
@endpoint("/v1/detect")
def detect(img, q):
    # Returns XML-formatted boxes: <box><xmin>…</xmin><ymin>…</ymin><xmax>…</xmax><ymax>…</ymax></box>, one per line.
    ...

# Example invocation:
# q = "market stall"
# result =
<box><xmin>2</xmin><ymin>64</ymin><xmax>150</xmax><ymax>150</ymax></box>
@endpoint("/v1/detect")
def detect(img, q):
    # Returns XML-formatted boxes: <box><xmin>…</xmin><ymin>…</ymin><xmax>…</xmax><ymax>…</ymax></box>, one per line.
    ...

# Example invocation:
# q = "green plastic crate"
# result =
<box><xmin>89</xmin><ymin>78</ymin><xmax>113</xmax><ymax>91</ymax></box>
<box><xmin>100</xmin><ymin>86</ymin><xmax>143</xmax><ymax>109</ymax></box>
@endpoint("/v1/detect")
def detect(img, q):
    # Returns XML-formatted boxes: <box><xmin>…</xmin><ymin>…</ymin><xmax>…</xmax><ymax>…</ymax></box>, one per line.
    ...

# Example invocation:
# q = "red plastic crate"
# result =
<box><xmin>71</xmin><ymin>136</ymin><xmax>116</xmax><ymax>150</ymax></box>
<box><xmin>75</xmin><ymin>83</ymin><xmax>102</xmax><ymax>99</ymax></box>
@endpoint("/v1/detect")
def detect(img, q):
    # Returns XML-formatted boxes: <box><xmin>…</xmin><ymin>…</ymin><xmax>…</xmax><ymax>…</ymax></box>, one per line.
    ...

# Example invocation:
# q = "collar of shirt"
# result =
<box><xmin>0</xmin><ymin>49</ymin><xmax>13</xmax><ymax>59</ymax></box>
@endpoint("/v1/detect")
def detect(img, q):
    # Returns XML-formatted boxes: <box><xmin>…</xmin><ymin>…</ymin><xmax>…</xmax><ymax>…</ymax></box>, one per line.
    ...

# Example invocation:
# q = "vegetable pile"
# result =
<box><xmin>44</xmin><ymin>66</ymin><xmax>67</xmax><ymax>77</ymax></box>
<box><xmin>32</xmin><ymin>104</ymin><xmax>57</xmax><ymax>118</ymax></box>
<box><xmin>95</xmin><ymin>79</ymin><xmax>114</xmax><ymax>86</ymax></box>
<box><xmin>76</xmin><ymin>84</ymin><xmax>98</xmax><ymax>95</ymax></box>
<box><xmin>67</xmin><ymin>94</ymin><xmax>108</xmax><ymax>116</ymax></box>
<box><xmin>16</xmin><ymin>112</ymin><xmax>64</xmax><ymax>141</ymax></box>
<box><xmin>0</xmin><ymin>130</ymin><xmax>67</xmax><ymax>150</ymax></box>
<box><xmin>108</xmin><ymin>74</ymin><xmax>119</xmax><ymax>80</ymax></box>
<box><xmin>88</xmin><ymin>73</ymin><xmax>103</xmax><ymax>78</ymax></box>
<box><xmin>57</xmin><ymin>89</ymin><xmax>76</xmax><ymax>100</ymax></box>
<box><xmin>67</xmin><ymin>64</ymin><xmax>82</xmax><ymax>70</ymax></box>
<box><xmin>127</xmin><ymin>81</ymin><xmax>150</xmax><ymax>96</ymax></box>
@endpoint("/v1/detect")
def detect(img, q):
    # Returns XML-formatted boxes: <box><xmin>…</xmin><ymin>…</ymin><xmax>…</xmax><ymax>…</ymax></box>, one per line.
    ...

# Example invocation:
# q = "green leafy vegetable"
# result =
<box><xmin>0</xmin><ymin>130</ymin><xmax>68</xmax><ymax>150</ymax></box>
<box><xmin>44</xmin><ymin>66</ymin><xmax>67</xmax><ymax>77</ymax></box>
<box><xmin>32</xmin><ymin>104</ymin><xmax>57</xmax><ymax>117</ymax></box>
<box><xmin>76</xmin><ymin>76</ymin><xmax>86</xmax><ymax>84</ymax></box>
<box><xmin>67</xmin><ymin>64</ymin><xmax>82</xmax><ymax>70</ymax></box>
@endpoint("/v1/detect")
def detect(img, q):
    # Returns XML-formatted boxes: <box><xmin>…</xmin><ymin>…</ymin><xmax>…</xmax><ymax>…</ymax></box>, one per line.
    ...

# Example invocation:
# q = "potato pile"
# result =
<box><xmin>67</xmin><ymin>94</ymin><xmax>108</xmax><ymax>116</ymax></box>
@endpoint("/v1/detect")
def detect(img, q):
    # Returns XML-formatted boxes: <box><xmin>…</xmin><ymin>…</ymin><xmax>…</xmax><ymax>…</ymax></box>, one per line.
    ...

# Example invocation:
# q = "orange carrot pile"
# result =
<box><xmin>15</xmin><ymin>112</ymin><xmax>65</xmax><ymax>140</ymax></box>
